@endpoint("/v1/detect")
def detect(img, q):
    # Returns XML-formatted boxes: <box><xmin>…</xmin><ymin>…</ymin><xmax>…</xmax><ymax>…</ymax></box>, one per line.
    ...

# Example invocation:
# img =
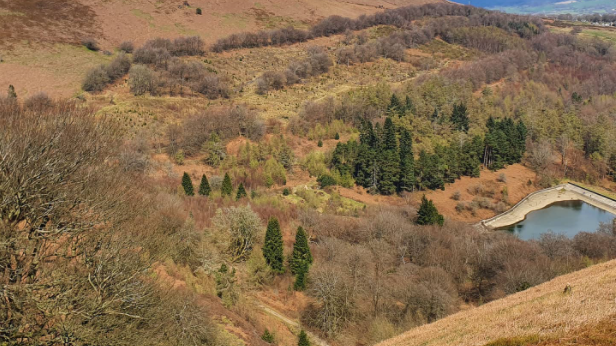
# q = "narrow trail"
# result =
<box><xmin>256</xmin><ymin>302</ymin><xmax>331</xmax><ymax>346</ymax></box>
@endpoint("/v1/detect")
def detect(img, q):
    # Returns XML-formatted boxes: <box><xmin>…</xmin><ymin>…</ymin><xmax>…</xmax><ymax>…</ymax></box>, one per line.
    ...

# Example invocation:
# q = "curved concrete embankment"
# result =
<box><xmin>482</xmin><ymin>183</ymin><xmax>616</xmax><ymax>229</ymax></box>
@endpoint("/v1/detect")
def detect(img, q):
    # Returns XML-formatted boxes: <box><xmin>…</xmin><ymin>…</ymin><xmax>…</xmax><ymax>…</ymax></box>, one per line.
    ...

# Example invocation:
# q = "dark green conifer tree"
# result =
<box><xmin>221</xmin><ymin>173</ymin><xmax>233</xmax><ymax>196</ymax></box>
<box><xmin>378</xmin><ymin>149</ymin><xmax>399</xmax><ymax>195</ymax></box>
<box><xmin>236</xmin><ymin>183</ymin><xmax>247</xmax><ymax>200</ymax></box>
<box><xmin>317</xmin><ymin>139</ymin><xmax>323</xmax><ymax>147</ymax></box>
<box><xmin>334</xmin><ymin>132</ymin><xmax>340</xmax><ymax>140</ymax></box>
<box><xmin>181</xmin><ymin>172</ymin><xmax>194</xmax><ymax>196</ymax></box>
<box><xmin>415</xmin><ymin>150</ymin><xmax>444</xmax><ymax>191</ymax></box>
<box><xmin>416</xmin><ymin>195</ymin><xmax>444</xmax><ymax>226</ymax></box>
<box><xmin>298</xmin><ymin>330</ymin><xmax>310</xmax><ymax>346</ymax></box>
<box><xmin>263</xmin><ymin>217</ymin><xmax>284</xmax><ymax>274</ymax></box>
<box><xmin>398</xmin><ymin>128</ymin><xmax>415</xmax><ymax>192</ymax></box>
<box><xmin>198</xmin><ymin>174</ymin><xmax>211</xmax><ymax>196</ymax></box>
<box><xmin>262</xmin><ymin>329</ymin><xmax>275</xmax><ymax>343</ymax></box>
<box><xmin>289</xmin><ymin>227</ymin><xmax>312</xmax><ymax>275</ymax></box>
<box><xmin>383</xmin><ymin>117</ymin><xmax>398</xmax><ymax>151</ymax></box>
<box><xmin>451</xmin><ymin>103</ymin><xmax>469</xmax><ymax>132</ymax></box>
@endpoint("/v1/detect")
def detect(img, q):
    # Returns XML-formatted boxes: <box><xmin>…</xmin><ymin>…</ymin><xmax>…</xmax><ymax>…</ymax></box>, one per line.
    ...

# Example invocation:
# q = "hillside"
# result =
<box><xmin>377</xmin><ymin>259</ymin><xmax>616</xmax><ymax>346</ymax></box>
<box><xmin>0</xmin><ymin>0</ymin><xmax>442</xmax><ymax>98</ymax></box>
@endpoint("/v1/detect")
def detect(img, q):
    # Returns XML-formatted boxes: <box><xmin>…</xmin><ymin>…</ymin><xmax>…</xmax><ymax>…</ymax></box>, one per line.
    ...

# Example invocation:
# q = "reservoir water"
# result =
<box><xmin>496</xmin><ymin>200</ymin><xmax>616</xmax><ymax>240</ymax></box>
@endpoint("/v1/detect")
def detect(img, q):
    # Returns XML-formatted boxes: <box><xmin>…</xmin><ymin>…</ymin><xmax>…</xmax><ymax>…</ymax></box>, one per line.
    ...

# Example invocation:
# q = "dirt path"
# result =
<box><xmin>256</xmin><ymin>302</ymin><xmax>330</xmax><ymax>346</ymax></box>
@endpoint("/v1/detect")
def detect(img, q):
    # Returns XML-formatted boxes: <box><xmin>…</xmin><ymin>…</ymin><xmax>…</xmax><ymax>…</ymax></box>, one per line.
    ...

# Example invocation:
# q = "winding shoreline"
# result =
<box><xmin>481</xmin><ymin>183</ymin><xmax>616</xmax><ymax>229</ymax></box>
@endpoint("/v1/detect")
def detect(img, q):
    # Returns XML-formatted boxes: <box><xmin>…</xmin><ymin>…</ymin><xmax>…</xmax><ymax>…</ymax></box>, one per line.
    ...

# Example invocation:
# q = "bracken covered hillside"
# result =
<box><xmin>377</xmin><ymin>259</ymin><xmax>616</xmax><ymax>346</ymax></box>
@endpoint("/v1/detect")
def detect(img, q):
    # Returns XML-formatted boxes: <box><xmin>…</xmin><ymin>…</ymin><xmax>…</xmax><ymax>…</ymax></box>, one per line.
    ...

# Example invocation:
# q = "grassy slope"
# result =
<box><xmin>0</xmin><ymin>0</ymin><xmax>443</xmax><ymax>98</ymax></box>
<box><xmin>377</xmin><ymin>259</ymin><xmax>616</xmax><ymax>346</ymax></box>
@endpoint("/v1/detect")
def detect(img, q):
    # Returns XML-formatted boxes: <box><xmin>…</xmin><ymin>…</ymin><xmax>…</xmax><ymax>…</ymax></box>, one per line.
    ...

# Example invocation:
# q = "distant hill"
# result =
<box><xmin>450</xmin><ymin>0</ymin><xmax>616</xmax><ymax>14</ymax></box>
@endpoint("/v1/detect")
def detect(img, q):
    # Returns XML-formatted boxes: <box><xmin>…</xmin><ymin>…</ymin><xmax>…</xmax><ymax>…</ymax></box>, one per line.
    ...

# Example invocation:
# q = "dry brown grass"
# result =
<box><xmin>377</xmin><ymin>259</ymin><xmax>616</xmax><ymax>346</ymax></box>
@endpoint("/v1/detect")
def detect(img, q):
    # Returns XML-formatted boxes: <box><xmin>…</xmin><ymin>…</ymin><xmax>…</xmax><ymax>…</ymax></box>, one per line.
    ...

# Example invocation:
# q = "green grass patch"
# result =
<box><xmin>0</xmin><ymin>9</ymin><xmax>25</xmax><ymax>16</ymax></box>
<box><xmin>131</xmin><ymin>9</ymin><xmax>155</xmax><ymax>28</ymax></box>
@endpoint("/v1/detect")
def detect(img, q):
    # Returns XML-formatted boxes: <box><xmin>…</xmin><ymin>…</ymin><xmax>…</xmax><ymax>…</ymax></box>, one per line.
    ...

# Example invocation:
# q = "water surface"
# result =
<box><xmin>496</xmin><ymin>200</ymin><xmax>615</xmax><ymax>240</ymax></box>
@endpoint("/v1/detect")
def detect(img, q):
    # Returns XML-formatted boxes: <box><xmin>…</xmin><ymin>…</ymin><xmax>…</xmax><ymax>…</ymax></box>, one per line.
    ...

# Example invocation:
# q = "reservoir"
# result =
<box><xmin>496</xmin><ymin>200</ymin><xmax>616</xmax><ymax>240</ymax></box>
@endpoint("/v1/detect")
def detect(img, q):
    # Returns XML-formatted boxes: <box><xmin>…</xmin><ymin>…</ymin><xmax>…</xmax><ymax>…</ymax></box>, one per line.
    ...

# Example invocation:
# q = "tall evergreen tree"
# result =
<box><xmin>181</xmin><ymin>172</ymin><xmax>194</xmax><ymax>196</ymax></box>
<box><xmin>7</xmin><ymin>85</ymin><xmax>17</xmax><ymax>99</ymax></box>
<box><xmin>236</xmin><ymin>183</ymin><xmax>247</xmax><ymax>200</ymax></box>
<box><xmin>198</xmin><ymin>174</ymin><xmax>211</xmax><ymax>196</ymax></box>
<box><xmin>263</xmin><ymin>217</ymin><xmax>284</xmax><ymax>274</ymax></box>
<box><xmin>383</xmin><ymin>117</ymin><xmax>398</xmax><ymax>151</ymax></box>
<box><xmin>415</xmin><ymin>150</ymin><xmax>444</xmax><ymax>191</ymax></box>
<box><xmin>289</xmin><ymin>227</ymin><xmax>312</xmax><ymax>275</ymax></box>
<box><xmin>451</xmin><ymin>103</ymin><xmax>469</xmax><ymax>132</ymax></box>
<box><xmin>378</xmin><ymin>149</ymin><xmax>399</xmax><ymax>195</ymax></box>
<box><xmin>298</xmin><ymin>330</ymin><xmax>310</xmax><ymax>346</ymax></box>
<box><xmin>416</xmin><ymin>195</ymin><xmax>444</xmax><ymax>226</ymax></box>
<box><xmin>221</xmin><ymin>173</ymin><xmax>233</xmax><ymax>196</ymax></box>
<box><xmin>387</xmin><ymin>94</ymin><xmax>402</xmax><ymax>116</ymax></box>
<box><xmin>398</xmin><ymin>128</ymin><xmax>415</xmax><ymax>192</ymax></box>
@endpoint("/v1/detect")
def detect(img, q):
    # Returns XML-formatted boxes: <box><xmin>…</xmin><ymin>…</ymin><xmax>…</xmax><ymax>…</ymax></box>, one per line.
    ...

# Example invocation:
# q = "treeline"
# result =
<box><xmin>83</xmin><ymin>36</ymin><xmax>230</xmax><ymax>98</ymax></box>
<box><xmin>132</xmin><ymin>37</ymin><xmax>229</xmax><ymax>98</ymax></box>
<box><xmin>166</xmin><ymin>105</ymin><xmax>265</xmax><ymax>158</ymax></box>
<box><xmin>328</xmin><ymin>114</ymin><xmax>525</xmax><ymax>194</ymax></box>
<box><xmin>211</xmin><ymin>3</ymin><xmax>544</xmax><ymax>52</ymax></box>
<box><xmin>256</xmin><ymin>46</ymin><xmax>333</xmax><ymax>94</ymax></box>
<box><xmin>554</xmin><ymin>13</ymin><xmax>616</xmax><ymax>25</ymax></box>
<box><xmin>443</xmin><ymin>49</ymin><xmax>537</xmax><ymax>90</ymax></box>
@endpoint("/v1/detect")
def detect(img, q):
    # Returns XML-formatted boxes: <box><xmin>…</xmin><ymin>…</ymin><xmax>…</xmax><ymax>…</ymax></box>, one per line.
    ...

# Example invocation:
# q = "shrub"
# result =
<box><xmin>213</xmin><ymin>205</ymin><xmax>263</xmax><ymax>261</ymax></box>
<box><xmin>82</xmin><ymin>38</ymin><xmax>100</xmax><ymax>51</ymax></box>
<box><xmin>261</xmin><ymin>329</ymin><xmax>274</xmax><ymax>343</ymax></box>
<box><xmin>497</xmin><ymin>173</ymin><xmax>507</xmax><ymax>183</ymax></box>
<box><xmin>119</xmin><ymin>41</ymin><xmax>134</xmax><ymax>53</ymax></box>
<box><xmin>317</xmin><ymin>174</ymin><xmax>337</xmax><ymax>188</ymax></box>
<box><xmin>451</xmin><ymin>191</ymin><xmax>461</xmax><ymax>200</ymax></box>
<box><xmin>416</xmin><ymin>195</ymin><xmax>444</xmax><ymax>226</ymax></box>
<box><xmin>455</xmin><ymin>202</ymin><xmax>466</xmax><ymax>212</ymax></box>
<box><xmin>129</xmin><ymin>65</ymin><xmax>157</xmax><ymax>96</ymax></box>
<box><xmin>106</xmin><ymin>52</ymin><xmax>132</xmax><ymax>80</ymax></box>
<box><xmin>194</xmin><ymin>75</ymin><xmax>230</xmax><ymax>99</ymax></box>
<box><xmin>82</xmin><ymin>65</ymin><xmax>110</xmax><ymax>92</ymax></box>
<box><xmin>196</xmin><ymin>8</ymin><xmax>202</xmax><ymax>15</ymax></box>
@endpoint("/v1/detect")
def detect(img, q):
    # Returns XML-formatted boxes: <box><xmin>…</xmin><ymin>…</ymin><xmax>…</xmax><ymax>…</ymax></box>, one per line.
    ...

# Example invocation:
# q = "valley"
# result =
<box><xmin>2</xmin><ymin>1</ymin><xmax>616</xmax><ymax>346</ymax></box>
